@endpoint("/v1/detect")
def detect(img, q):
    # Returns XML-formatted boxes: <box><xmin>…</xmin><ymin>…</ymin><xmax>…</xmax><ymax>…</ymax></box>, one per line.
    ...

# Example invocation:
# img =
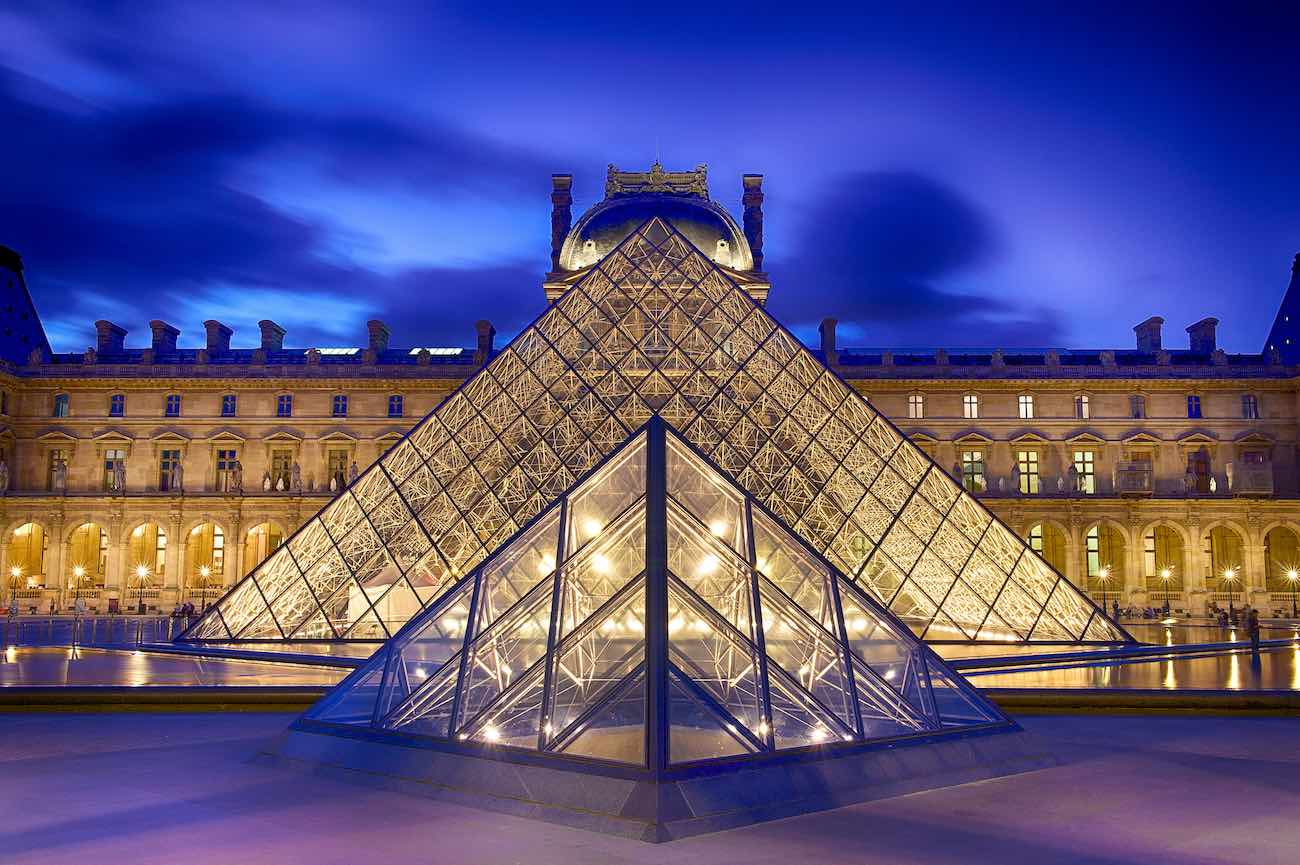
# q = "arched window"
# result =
<box><xmin>8</xmin><ymin>522</ymin><xmax>48</xmax><ymax>588</ymax></box>
<box><xmin>1205</xmin><ymin>526</ymin><xmax>1245</xmax><ymax>593</ymax></box>
<box><xmin>1084</xmin><ymin>524</ymin><xmax>1124</xmax><ymax>602</ymax></box>
<box><xmin>68</xmin><ymin>523</ymin><xmax>108</xmax><ymax>589</ymax></box>
<box><xmin>1027</xmin><ymin>522</ymin><xmax>1067</xmax><ymax>574</ymax></box>
<box><xmin>1264</xmin><ymin>527</ymin><xmax>1300</xmax><ymax>594</ymax></box>
<box><xmin>243</xmin><ymin>523</ymin><xmax>284</xmax><ymax>577</ymax></box>
<box><xmin>128</xmin><ymin>523</ymin><xmax>167</xmax><ymax>578</ymax></box>
<box><xmin>1142</xmin><ymin>525</ymin><xmax>1183</xmax><ymax>597</ymax></box>
<box><xmin>187</xmin><ymin>523</ymin><xmax>226</xmax><ymax>587</ymax></box>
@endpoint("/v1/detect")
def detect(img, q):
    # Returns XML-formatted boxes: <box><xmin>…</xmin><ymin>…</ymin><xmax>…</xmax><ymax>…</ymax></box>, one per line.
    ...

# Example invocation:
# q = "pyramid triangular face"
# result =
<box><xmin>303</xmin><ymin>421</ymin><xmax>1007</xmax><ymax>767</ymax></box>
<box><xmin>182</xmin><ymin>216</ymin><xmax>1128</xmax><ymax>647</ymax></box>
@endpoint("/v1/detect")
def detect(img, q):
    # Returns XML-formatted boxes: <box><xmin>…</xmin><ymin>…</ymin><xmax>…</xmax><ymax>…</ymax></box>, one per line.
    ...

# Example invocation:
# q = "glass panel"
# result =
<box><xmin>557</xmin><ymin>670</ymin><xmax>646</xmax><ymax>766</ymax></box>
<box><xmin>756</xmin><ymin>573</ymin><xmax>854</xmax><ymax>730</ymax></box>
<box><xmin>924</xmin><ymin>658</ymin><xmax>1002</xmax><ymax>726</ymax></box>
<box><xmin>565</xmin><ymin>432</ymin><xmax>646</xmax><ymax>554</ymax></box>
<box><xmin>766</xmin><ymin>665</ymin><xmax>851</xmax><ymax>749</ymax></box>
<box><xmin>306</xmin><ymin>662</ymin><xmax>385</xmax><ymax>726</ymax></box>
<box><xmin>461</xmin><ymin>666</ymin><xmax>546</xmax><ymax>749</ymax></box>
<box><xmin>472</xmin><ymin>507</ymin><xmax>561</xmax><ymax>638</ymax></box>
<box><xmin>666</xmin><ymin>435</ymin><xmax>746</xmax><ymax>555</ymax></box>
<box><xmin>668</xmin><ymin>668</ymin><xmax>758</xmax><ymax>764</ymax></box>
<box><xmin>455</xmin><ymin>577</ymin><xmax>555</xmax><ymax>728</ymax></box>
<box><xmin>752</xmin><ymin>509</ymin><xmax>836</xmax><ymax>632</ymax></box>
<box><xmin>667</xmin><ymin>504</ymin><xmax>754</xmax><ymax>639</ymax></box>
<box><xmin>557</xmin><ymin>501</ymin><xmax>646</xmax><ymax>642</ymax></box>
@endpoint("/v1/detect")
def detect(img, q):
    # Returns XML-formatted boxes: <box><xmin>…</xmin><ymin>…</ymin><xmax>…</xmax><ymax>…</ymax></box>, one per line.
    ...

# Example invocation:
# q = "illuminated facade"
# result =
<box><xmin>1</xmin><ymin>166</ymin><xmax>1298</xmax><ymax>619</ymax></box>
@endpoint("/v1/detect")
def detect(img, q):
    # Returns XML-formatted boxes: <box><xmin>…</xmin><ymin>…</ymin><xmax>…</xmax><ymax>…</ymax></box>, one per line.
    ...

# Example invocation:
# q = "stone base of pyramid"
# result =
<box><xmin>257</xmin><ymin>721</ymin><xmax>1057</xmax><ymax>842</ymax></box>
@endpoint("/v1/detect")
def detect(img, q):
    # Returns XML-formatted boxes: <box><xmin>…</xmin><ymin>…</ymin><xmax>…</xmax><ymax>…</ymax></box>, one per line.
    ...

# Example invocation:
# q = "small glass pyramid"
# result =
<box><xmin>182</xmin><ymin>215</ymin><xmax>1129</xmax><ymax>648</ymax></box>
<box><xmin>303</xmin><ymin>420</ymin><xmax>1006</xmax><ymax>767</ymax></box>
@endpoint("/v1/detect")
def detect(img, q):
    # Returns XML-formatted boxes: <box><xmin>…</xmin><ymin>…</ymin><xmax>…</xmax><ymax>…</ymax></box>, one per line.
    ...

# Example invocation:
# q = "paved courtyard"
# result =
<box><xmin>1</xmin><ymin>711</ymin><xmax>1297</xmax><ymax>864</ymax></box>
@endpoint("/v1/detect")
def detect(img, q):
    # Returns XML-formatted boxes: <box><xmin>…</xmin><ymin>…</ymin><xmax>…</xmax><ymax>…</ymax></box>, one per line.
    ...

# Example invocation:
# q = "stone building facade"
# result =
<box><xmin>2</xmin><ymin>164</ymin><xmax>1299</xmax><ymax>617</ymax></box>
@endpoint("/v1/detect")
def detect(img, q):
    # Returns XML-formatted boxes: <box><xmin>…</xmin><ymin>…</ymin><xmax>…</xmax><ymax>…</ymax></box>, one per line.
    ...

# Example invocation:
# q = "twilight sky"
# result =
<box><xmin>2</xmin><ymin>2</ymin><xmax>1297</xmax><ymax>353</ymax></box>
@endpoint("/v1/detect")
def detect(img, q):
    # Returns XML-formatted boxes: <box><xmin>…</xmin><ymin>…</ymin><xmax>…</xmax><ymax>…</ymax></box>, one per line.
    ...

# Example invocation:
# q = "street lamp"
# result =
<box><xmin>8</xmin><ymin>565</ymin><xmax>21</xmax><ymax>616</ymax></box>
<box><xmin>134</xmin><ymin>564</ymin><xmax>150</xmax><ymax>614</ymax></box>
<box><xmin>1287</xmin><ymin>569</ymin><xmax>1299</xmax><ymax>619</ymax></box>
<box><xmin>1159</xmin><ymin>568</ymin><xmax>1173</xmax><ymax>617</ymax></box>
<box><xmin>1097</xmin><ymin>566</ymin><xmax>1111</xmax><ymax>614</ymax></box>
<box><xmin>197</xmin><ymin>564</ymin><xmax>212</xmax><ymax>612</ymax></box>
<box><xmin>1222</xmin><ymin>567</ymin><xmax>1239</xmax><ymax>624</ymax></box>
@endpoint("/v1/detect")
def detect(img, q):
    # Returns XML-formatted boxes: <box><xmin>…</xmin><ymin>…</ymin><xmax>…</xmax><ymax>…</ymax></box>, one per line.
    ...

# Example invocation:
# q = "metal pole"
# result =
<box><xmin>644</xmin><ymin>418</ymin><xmax>669</xmax><ymax>774</ymax></box>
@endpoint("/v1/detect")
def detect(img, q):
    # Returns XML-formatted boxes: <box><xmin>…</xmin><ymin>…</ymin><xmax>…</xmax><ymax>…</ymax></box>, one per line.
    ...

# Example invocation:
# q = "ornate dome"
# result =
<box><xmin>557</xmin><ymin>164</ymin><xmax>754</xmax><ymax>272</ymax></box>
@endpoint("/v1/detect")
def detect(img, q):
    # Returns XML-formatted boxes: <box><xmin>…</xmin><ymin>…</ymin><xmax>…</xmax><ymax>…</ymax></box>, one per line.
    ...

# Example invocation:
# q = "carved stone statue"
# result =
<box><xmin>231</xmin><ymin>459</ymin><xmax>244</xmax><ymax>494</ymax></box>
<box><xmin>275</xmin><ymin>476</ymin><xmax>286</xmax><ymax>492</ymax></box>
<box><xmin>307</xmin><ymin>475</ymin><xmax>315</xmax><ymax>493</ymax></box>
<box><xmin>1066</xmin><ymin>463</ymin><xmax>1079</xmax><ymax>493</ymax></box>
<box><xmin>1209</xmin><ymin>476</ymin><xmax>1218</xmax><ymax>494</ymax></box>
<box><xmin>262</xmin><ymin>471</ymin><xmax>272</xmax><ymax>492</ymax></box>
<box><xmin>348</xmin><ymin>460</ymin><xmax>359</xmax><ymax>485</ymax></box>
<box><xmin>1183</xmin><ymin>469</ymin><xmax>1195</xmax><ymax>496</ymax></box>
<box><xmin>291</xmin><ymin>462</ymin><xmax>303</xmax><ymax>494</ymax></box>
<box><xmin>742</xmin><ymin>174</ymin><xmax>764</xmax><ymax>270</ymax></box>
<box><xmin>1009</xmin><ymin>465</ymin><xmax>1022</xmax><ymax>495</ymax></box>
<box><xmin>996</xmin><ymin>476</ymin><xmax>1006</xmax><ymax>493</ymax></box>
<box><xmin>172</xmin><ymin>460</ymin><xmax>183</xmax><ymax>494</ymax></box>
<box><xmin>1225</xmin><ymin>462</ymin><xmax>1235</xmax><ymax>492</ymax></box>
<box><xmin>52</xmin><ymin>460</ymin><xmax>68</xmax><ymax>493</ymax></box>
<box><xmin>1056</xmin><ymin>475</ymin><xmax>1065</xmax><ymax>493</ymax></box>
<box><xmin>951</xmin><ymin>460</ymin><xmax>962</xmax><ymax>480</ymax></box>
<box><xmin>0</xmin><ymin>459</ymin><xmax>9</xmax><ymax>495</ymax></box>
<box><xmin>113</xmin><ymin>459</ymin><xmax>126</xmax><ymax>494</ymax></box>
<box><xmin>329</xmin><ymin>475</ymin><xmax>338</xmax><ymax>493</ymax></box>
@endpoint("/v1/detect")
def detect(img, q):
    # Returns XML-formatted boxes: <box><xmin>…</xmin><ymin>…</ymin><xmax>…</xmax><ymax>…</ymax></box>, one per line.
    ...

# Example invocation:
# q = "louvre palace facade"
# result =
<box><xmin>1</xmin><ymin>163</ymin><xmax>1299</xmax><ymax>619</ymax></box>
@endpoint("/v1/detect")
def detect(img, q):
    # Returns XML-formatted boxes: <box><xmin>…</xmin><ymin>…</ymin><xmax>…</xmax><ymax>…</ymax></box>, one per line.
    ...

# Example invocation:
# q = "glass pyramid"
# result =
<box><xmin>302</xmin><ymin>420</ymin><xmax>1007</xmax><ymax>767</ymax></box>
<box><xmin>180</xmin><ymin>216</ymin><xmax>1129</xmax><ymax>647</ymax></box>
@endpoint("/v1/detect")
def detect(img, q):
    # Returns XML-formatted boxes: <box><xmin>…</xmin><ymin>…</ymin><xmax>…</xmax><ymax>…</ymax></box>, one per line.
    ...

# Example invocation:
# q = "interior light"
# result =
<box><xmin>696</xmin><ymin>555</ymin><xmax>719</xmax><ymax>577</ymax></box>
<box><xmin>482</xmin><ymin>725</ymin><xmax>500</xmax><ymax>743</ymax></box>
<box><xmin>582</xmin><ymin>518</ymin><xmax>603</xmax><ymax>538</ymax></box>
<box><xmin>850</xmin><ymin>616</ymin><xmax>868</xmax><ymax>633</ymax></box>
<box><xmin>198</xmin><ymin>565</ymin><xmax>211</xmax><ymax>579</ymax></box>
<box><xmin>537</xmin><ymin>555</ymin><xmax>556</xmax><ymax>577</ymax></box>
<box><xmin>690</xmin><ymin>618</ymin><xmax>710</xmax><ymax>634</ymax></box>
<box><xmin>8</xmin><ymin>566</ymin><xmax>21</xmax><ymax>579</ymax></box>
<box><xmin>591</xmin><ymin>553</ymin><xmax>611</xmax><ymax>575</ymax></box>
<box><xmin>709</xmin><ymin>520</ymin><xmax>728</xmax><ymax>538</ymax></box>
<box><xmin>72</xmin><ymin>565</ymin><xmax>86</xmax><ymax>579</ymax></box>
<box><xmin>811</xmin><ymin>727</ymin><xmax>828</xmax><ymax>743</ymax></box>
<box><xmin>757</xmin><ymin>720</ymin><xmax>770</xmax><ymax>735</ymax></box>
<box><xmin>1288</xmin><ymin>570</ymin><xmax>1299</xmax><ymax>582</ymax></box>
<box><xmin>135</xmin><ymin>564</ymin><xmax>150</xmax><ymax>580</ymax></box>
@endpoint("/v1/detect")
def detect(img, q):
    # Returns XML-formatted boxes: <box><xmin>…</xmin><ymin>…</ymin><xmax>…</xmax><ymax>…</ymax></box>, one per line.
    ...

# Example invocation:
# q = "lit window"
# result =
<box><xmin>960</xmin><ymin>450</ymin><xmax>985</xmax><ymax>492</ymax></box>
<box><xmin>215</xmin><ymin>449</ymin><xmax>239</xmax><ymax>492</ymax></box>
<box><xmin>1029</xmin><ymin>524</ymin><xmax>1044</xmax><ymax>557</ymax></box>
<box><xmin>1129</xmin><ymin>394</ymin><xmax>1146</xmax><ymax>419</ymax></box>
<box><xmin>1072</xmin><ymin>450</ymin><xmax>1096</xmax><ymax>494</ymax></box>
<box><xmin>1016</xmin><ymin>450</ymin><xmax>1040</xmax><ymax>494</ymax></box>
<box><xmin>103</xmin><ymin>448</ymin><xmax>126</xmax><ymax>492</ymax></box>
<box><xmin>53</xmin><ymin>393</ymin><xmax>69</xmax><ymax>417</ymax></box>
<box><xmin>165</xmin><ymin>394</ymin><xmax>182</xmax><ymax>417</ymax></box>
<box><xmin>221</xmin><ymin>394</ymin><xmax>237</xmax><ymax>417</ymax></box>
<box><xmin>1018</xmin><ymin>394</ymin><xmax>1034</xmax><ymax>419</ymax></box>
<box><xmin>388</xmin><ymin>394</ymin><xmax>404</xmax><ymax>418</ymax></box>
<box><xmin>1241</xmin><ymin>394</ymin><xmax>1259</xmax><ymax>419</ymax></box>
<box><xmin>1086</xmin><ymin>526</ymin><xmax>1102</xmax><ymax>577</ymax></box>
<box><xmin>1186</xmin><ymin>395</ymin><xmax>1201</xmax><ymax>419</ymax></box>
<box><xmin>962</xmin><ymin>394</ymin><xmax>979</xmax><ymax>419</ymax></box>
<box><xmin>1075</xmin><ymin>394</ymin><xmax>1090</xmax><ymax>419</ymax></box>
<box><xmin>332</xmin><ymin>394</ymin><xmax>348</xmax><ymax>417</ymax></box>
<box><xmin>109</xmin><ymin>394</ymin><xmax>125</xmax><ymax>417</ymax></box>
<box><xmin>276</xmin><ymin>394</ymin><xmax>293</xmax><ymax>417</ymax></box>
<box><xmin>47</xmin><ymin>449</ymin><xmax>67</xmax><ymax>491</ymax></box>
<box><xmin>159</xmin><ymin>449</ymin><xmax>181</xmax><ymax>492</ymax></box>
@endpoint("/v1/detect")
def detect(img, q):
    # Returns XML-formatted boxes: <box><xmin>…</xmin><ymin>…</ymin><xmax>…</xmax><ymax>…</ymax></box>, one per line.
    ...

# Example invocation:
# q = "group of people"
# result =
<box><xmin>168</xmin><ymin>602</ymin><xmax>199</xmax><ymax>618</ymax></box>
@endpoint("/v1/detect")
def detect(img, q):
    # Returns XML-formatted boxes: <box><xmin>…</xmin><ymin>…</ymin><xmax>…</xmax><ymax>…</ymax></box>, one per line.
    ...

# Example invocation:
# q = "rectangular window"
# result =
<box><xmin>327</xmin><ymin>449</ymin><xmax>349</xmax><ymax>491</ymax></box>
<box><xmin>221</xmin><ymin>394</ymin><xmax>237</xmax><ymax>417</ymax></box>
<box><xmin>907</xmin><ymin>394</ymin><xmax>923</xmax><ymax>419</ymax></box>
<box><xmin>1018</xmin><ymin>394</ymin><xmax>1034</xmax><ymax>419</ymax></box>
<box><xmin>1086</xmin><ymin>529</ymin><xmax>1102</xmax><ymax>578</ymax></box>
<box><xmin>1186</xmin><ymin>394</ymin><xmax>1201</xmax><ymax>419</ymax></box>
<box><xmin>962</xmin><ymin>394</ymin><xmax>979</xmax><ymax>419</ymax></box>
<box><xmin>53</xmin><ymin>393</ymin><xmax>69</xmax><ymax>417</ymax></box>
<box><xmin>165</xmin><ymin>394</ymin><xmax>182</xmax><ymax>417</ymax></box>
<box><xmin>388</xmin><ymin>394</ymin><xmax>404</xmax><ymax>418</ymax></box>
<box><xmin>1073</xmin><ymin>450</ymin><xmax>1096</xmax><ymax>494</ymax></box>
<box><xmin>215</xmin><ymin>449</ymin><xmax>238</xmax><ymax>492</ymax></box>
<box><xmin>47</xmin><ymin>449</ymin><xmax>67</xmax><ymax>491</ymax></box>
<box><xmin>1130</xmin><ymin>394</ymin><xmax>1145</xmax><ymax>419</ymax></box>
<box><xmin>960</xmin><ymin>450</ymin><xmax>985</xmax><ymax>493</ymax></box>
<box><xmin>1241</xmin><ymin>394</ymin><xmax>1259</xmax><ymax>419</ymax></box>
<box><xmin>103</xmin><ymin>448</ymin><xmax>126</xmax><ymax>492</ymax></box>
<box><xmin>332</xmin><ymin>394</ymin><xmax>348</xmax><ymax>417</ymax></box>
<box><xmin>158</xmin><ymin>449</ymin><xmax>181</xmax><ymax>492</ymax></box>
<box><xmin>109</xmin><ymin>394</ymin><xmax>125</xmax><ymax>417</ymax></box>
<box><xmin>271</xmin><ymin>449</ymin><xmax>293</xmax><ymax>490</ymax></box>
<box><xmin>276</xmin><ymin>394</ymin><xmax>293</xmax><ymax>417</ymax></box>
<box><xmin>1029</xmin><ymin>524</ymin><xmax>1044</xmax><ymax>556</ymax></box>
<box><xmin>1016</xmin><ymin>450</ymin><xmax>1040</xmax><ymax>494</ymax></box>
<box><xmin>1075</xmin><ymin>394</ymin><xmax>1090</xmax><ymax>419</ymax></box>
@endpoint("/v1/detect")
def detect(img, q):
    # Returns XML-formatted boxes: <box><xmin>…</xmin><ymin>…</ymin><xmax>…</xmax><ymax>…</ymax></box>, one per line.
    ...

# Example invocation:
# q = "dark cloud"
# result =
<box><xmin>0</xmin><ymin>68</ymin><xmax>551</xmax><ymax>350</ymax></box>
<box><xmin>770</xmin><ymin>171</ymin><xmax>1064</xmax><ymax>348</ymax></box>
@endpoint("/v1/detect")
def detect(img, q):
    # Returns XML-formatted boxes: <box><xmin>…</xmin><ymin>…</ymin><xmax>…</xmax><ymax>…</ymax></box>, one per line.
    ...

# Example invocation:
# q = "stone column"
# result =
<box><xmin>47</xmin><ymin>517</ymin><xmax>65</xmax><ymax>607</ymax></box>
<box><xmin>167</xmin><ymin>509</ymin><xmax>184</xmax><ymax>595</ymax></box>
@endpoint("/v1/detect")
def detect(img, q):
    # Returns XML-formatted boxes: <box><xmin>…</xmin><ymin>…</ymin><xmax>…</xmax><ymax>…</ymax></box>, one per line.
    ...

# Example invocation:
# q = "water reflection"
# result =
<box><xmin>970</xmin><ymin>646</ymin><xmax>1299</xmax><ymax>691</ymax></box>
<box><xmin>0</xmin><ymin>646</ymin><xmax>346</xmax><ymax>687</ymax></box>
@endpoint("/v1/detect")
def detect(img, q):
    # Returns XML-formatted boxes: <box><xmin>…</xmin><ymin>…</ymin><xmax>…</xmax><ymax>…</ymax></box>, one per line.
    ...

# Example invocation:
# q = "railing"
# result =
<box><xmin>0</xmin><ymin>614</ymin><xmax>191</xmax><ymax>647</ymax></box>
<box><xmin>1115</xmin><ymin>462</ymin><xmax>1153</xmax><ymax>496</ymax></box>
<box><xmin>1227</xmin><ymin>462</ymin><xmax>1274</xmax><ymax>496</ymax></box>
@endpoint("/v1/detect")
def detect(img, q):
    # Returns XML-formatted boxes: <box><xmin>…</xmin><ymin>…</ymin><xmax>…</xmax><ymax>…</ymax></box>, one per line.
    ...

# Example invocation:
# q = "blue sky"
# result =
<box><xmin>1</xmin><ymin>2</ymin><xmax>1297</xmax><ymax>352</ymax></box>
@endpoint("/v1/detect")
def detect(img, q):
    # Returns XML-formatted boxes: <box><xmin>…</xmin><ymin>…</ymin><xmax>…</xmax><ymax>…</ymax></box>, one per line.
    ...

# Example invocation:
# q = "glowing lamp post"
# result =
<box><xmin>135</xmin><ymin>564</ymin><xmax>150</xmax><ymax>614</ymax></box>
<box><xmin>1096</xmin><ymin>566</ymin><xmax>1111</xmax><ymax>613</ymax></box>
<box><xmin>198</xmin><ymin>564</ymin><xmax>212</xmax><ymax>612</ymax></box>
<box><xmin>1222</xmin><ymin>567</ymin><xmax>1239</xmax><ymax>623</ymax></box>
<box><xmin>1159</xmin><ymin>568</ymin><xmax>1173</xmax><ymax>617</ymax></box>
<box><xmin>1287</xmin><ymin>569</ymin><xmax>1299</xmax><ymax>619</ymax></box>
<box><xmin>8</xmin><ymin>565</ymin><xmax>21</xmax><ymax>616</ymax></box>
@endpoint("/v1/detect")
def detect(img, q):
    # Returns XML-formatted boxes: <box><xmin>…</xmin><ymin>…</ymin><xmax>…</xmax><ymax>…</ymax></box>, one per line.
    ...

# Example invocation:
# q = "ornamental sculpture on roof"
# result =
<box><xmin>604</xmin><ymin>161</ymin><xmax>708</xmax><ymax>199</ymax></box>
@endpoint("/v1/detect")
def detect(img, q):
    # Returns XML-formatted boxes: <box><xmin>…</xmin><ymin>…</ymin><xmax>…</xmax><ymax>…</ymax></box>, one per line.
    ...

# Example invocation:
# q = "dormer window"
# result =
<box><xmin>53</xmin><ymin>393</ymin><xmax>70</xmax><ymax>417</ymax></box>
<box><xmin>165</xmin><ymin>394</ymin><xmax>182</xmax><ymax>417</ymax></box>
<box><xmin>109</xmin><ymin>394</ymin><xmax>125</xmax><ymax>417</ymax></box>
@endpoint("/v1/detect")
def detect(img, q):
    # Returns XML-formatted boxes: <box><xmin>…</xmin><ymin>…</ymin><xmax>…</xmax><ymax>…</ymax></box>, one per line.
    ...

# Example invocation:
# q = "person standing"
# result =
<box><xmin>1247</xmin><ymin>607</ymin><xmax>1261</xmax><ymax>657</ymax></box>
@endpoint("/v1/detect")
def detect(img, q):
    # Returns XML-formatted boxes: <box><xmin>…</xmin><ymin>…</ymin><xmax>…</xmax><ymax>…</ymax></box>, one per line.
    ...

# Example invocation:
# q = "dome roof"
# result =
<box><xmin>559</xmin><ymin>194</ymin><xmax>753</xmax><ymax>272</ymax></box>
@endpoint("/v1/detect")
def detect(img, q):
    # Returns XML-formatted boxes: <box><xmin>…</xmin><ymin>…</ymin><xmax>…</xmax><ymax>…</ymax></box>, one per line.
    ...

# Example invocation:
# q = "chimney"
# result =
<box><xmin>742</xmin><ymin>174</ymin><xmax>765</xmax><ymax>271</ymax></box>
<box><xmin>149</xmin><ymin>320</ymin><xmax>179</xmax><ymax>353</ymax></box>
<box><xmin>258</xmin><ymin>319</ymin><xmax>285</xmax><ymax>352</ymax></box>
<box><xmin>819</xmin><ymin>317</ymin><xmax>838</xmax><ymax>365</ymax></box>
<box><xmin>94</xmin><ymin>320</ymin><xmax>126</xmax><ymax>354</ymax></box>
<box><xmin>474</xmin><ymin>320</ymin><xmax>496</xmax><ymax>367</ymax></box>
<box><xmin>1186</xmin><ymin>317</ymin><xmax>1219</xmax><ymax>354</ymax></box>
<box><xmin>367</xmin><ymin>319</ymin><xmax>390</xmax><ymax>353</ymax></box>
<box><xmin>1133</xmin><ymin>316</ymin><xmax>1164</xmax><ymax>352</ymax></box>
<box><xmin>203</xmin><ymin>319</ymin><xmax>233</xmax><ymax>354</ymax></box>
<box><xmin>550</xmin><ymin>174</ymin><xmax>573</xmax><ymax>272</ymax></box>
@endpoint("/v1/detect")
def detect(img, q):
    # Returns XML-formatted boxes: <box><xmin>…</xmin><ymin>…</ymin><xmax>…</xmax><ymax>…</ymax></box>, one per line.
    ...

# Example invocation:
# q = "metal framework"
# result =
<box><xmin>302</xmin><ymin>420</ymin><xmax>1007</xmax><ymax>769</ymax></box>
<box><xmin>180</xmin><ymin>216</ymin><xmax>1129</xmax><ymax>647</ymax></box>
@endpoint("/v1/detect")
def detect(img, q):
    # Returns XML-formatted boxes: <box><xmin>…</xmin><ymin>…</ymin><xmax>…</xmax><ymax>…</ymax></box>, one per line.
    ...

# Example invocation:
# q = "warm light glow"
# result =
<box><xmin>1222</xmin><ymin>568</ymin><xmax>1237</xmax><ymax>581</ymax></box>
<box><xmin>810</xmin><ymin>727</ymin><xmax>828</xmax><ymax>742</ymax></box>
<box><xmin>757</xmin><ymin>720</ymin><xmax>770</xmax><ymax>735</ymax></box>
<box><xmin>536</xmin><ymin>555</ymin><xmax>556</xmax><ymax>577</ymax></box>
<box><xmin>72</xmin><ymin>565</ymin><xmax>86</xmax><ymax>579</ymax></box>
<box><xmin>135</xmin><ymin>564</ymin><xmax>150</xmax><ymax>580</ymax></box>
<box><xmin>709</xmin><ymin>520</ymin><xmax>728</xmax><ymax>538</ymax></box>
<box><xmin>582</xmin><ymin>518</ymin><xmax>603</xmax><ymax>538</ymax></box>
<box><xmin>590</xmin><ymin>553</ymin><xmax>611</xmax><ymax>575</ymax></box>
<box><xmin>1288</xmin><ymin>569</ymin><xmax>1299</xmax><ymax>582</ymax></box>
<box><xmin>696</xmin><ymin>554</ymin><xmax>719</xmax><ymax>577</ymax></box>
<box><xmin>1159</xmin><ymin>568</ymin><xmax>1172</xmax><ymax>580</ymax></box>
<box><xmin>1098</xmin><ymin>566</ymin><xmax>1111</xmax><ymax>580</ymax></box>
<box><xmin>198</xmin><ymin>565</ymin><xmax>211</xmax><ymax>579</ymax></box>
<box><xmin>482</xmin><ymin>725</ymin><xmax>500</xmax><ymax>743</ymax></box>
<box><xmin>8</xmin><ymin>566</ymin><xmax>21</xmax><ymax>579</ymax></box>
<box><xmin>850</xmin><ymin>616</ymin><xmax>868</xmax><ymax>633</ymax></box>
